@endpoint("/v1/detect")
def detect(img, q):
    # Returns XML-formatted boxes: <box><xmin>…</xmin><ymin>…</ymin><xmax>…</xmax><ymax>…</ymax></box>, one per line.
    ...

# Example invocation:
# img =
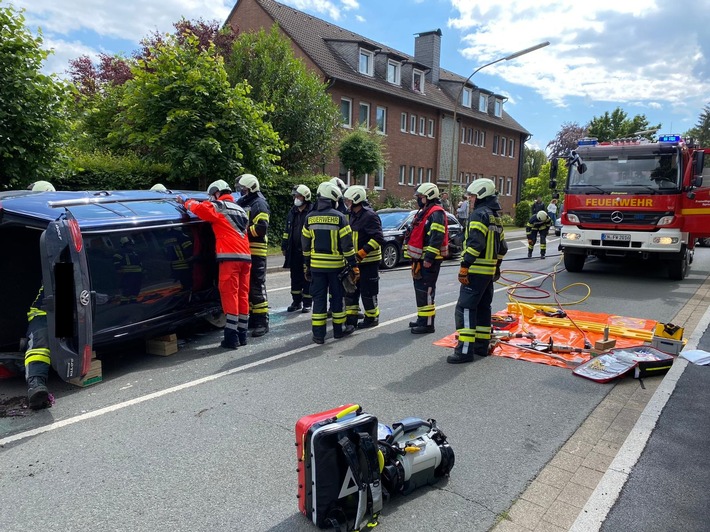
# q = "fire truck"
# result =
<box><xmin>552</xmin><ymin>135</ymin><xmax>710</xmax><ymax>280</ymax></box>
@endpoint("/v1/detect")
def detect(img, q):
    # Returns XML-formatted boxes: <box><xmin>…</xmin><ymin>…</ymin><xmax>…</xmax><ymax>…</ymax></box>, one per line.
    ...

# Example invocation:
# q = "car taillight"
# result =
<box><xmin>68</xmin><ymin>218</ymin><xmax>83</xmax><ymax>253</ymax></box>
<box><xmin>83</xmin><ymin>344</ymin><xmax>93</xmax><ymax>374</ymax></box>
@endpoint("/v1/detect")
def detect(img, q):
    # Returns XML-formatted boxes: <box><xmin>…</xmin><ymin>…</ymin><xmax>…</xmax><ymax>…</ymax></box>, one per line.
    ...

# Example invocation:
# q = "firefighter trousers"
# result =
<box><xmin>527</xmin><ymin>230</ymin><xmax>548</xmax><ymax>257</ymax></box>
<box><xmin>412</xmin><ymin>259</ymin><xmax>442</xmax><ymax>326</ymax></box>
<box><xmin>219</xmin><ymin>260</ymin><xmax>251</xmax><ymax>344</ymax></box>
<box><xmin>289</xmin><ymin>253</ymin><xmax>311</xmax><ymax>308</ymax></box>
<box><xmin>311</xmin><ymin>270</ymin><xmax>345</xmax><ymax>340</ymax></box>
<box><xmin>25</xmin><ymin>315</ymin><xmax>50</xmax><ymax>380</ymax></box>
<box><xmin>454</xmin><ymin>274</ymin><xmax>494</xmax><ymax>356</ymax></box>
<box><xmin>345</xmin><ymin>261</ymin><xmax>379</xmax><ymax>325</ymax></box>
<box><xmin>248</xmin><ymin>255</ymin><xmax>268</xmax><ymax>327</ymax></box>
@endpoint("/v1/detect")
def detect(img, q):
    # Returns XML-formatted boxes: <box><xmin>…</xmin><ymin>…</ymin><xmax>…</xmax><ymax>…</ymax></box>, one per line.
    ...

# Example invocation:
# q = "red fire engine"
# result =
<box><xmin>552</xmin><ymin>135</ymin><xmax>710</xmax><ymax>280</ymax></box>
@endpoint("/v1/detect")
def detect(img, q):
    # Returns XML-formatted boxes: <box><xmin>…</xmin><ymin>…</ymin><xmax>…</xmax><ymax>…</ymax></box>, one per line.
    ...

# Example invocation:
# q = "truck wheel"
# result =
<box><xmin>668</xmin><ymin>247</ymin><xmax>689</xmax><ymax>280</ymax></box>
<box><xmin>564</xmin><ymin>252</ymin><xmax>586</xmax><ymax>273</ymax></box>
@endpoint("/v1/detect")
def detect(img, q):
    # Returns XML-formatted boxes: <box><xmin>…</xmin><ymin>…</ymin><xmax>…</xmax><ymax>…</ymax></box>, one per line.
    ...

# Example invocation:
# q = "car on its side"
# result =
<box><xmin>376</xmin><ymin>208</ymin><xmax>464</xmax><ymax>269</ymax></box>
<box><xmin>0</xmin><ymin>189</ymin><xmax>222</xmax><ymax>382</ymax></box>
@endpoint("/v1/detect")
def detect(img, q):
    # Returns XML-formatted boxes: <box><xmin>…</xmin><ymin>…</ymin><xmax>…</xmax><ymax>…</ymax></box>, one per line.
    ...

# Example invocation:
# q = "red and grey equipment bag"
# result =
<box><xmin>295</xmin><ymin>404</ymin><xmax>382</xmax><ymax>530</ymax></box>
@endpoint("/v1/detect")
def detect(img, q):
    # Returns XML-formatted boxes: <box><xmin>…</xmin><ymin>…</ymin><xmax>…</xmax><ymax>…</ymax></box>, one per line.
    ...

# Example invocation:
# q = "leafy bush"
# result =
<box><xmin>500</xmin><ymin>214</ymin><xmax>515</xmax><ymax>226</ymax></box>
<box><xmin>515</xmin><ymin>201</ymin><xmax>532</xmax><ymax>227</ymax></box>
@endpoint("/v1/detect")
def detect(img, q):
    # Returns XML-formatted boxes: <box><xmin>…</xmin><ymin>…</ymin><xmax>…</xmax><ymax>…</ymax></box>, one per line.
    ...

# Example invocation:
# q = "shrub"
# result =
<box><xmin>515</xmin><ymin>201</ymin><xmax>532</xmax><ymax>227</ymax></box>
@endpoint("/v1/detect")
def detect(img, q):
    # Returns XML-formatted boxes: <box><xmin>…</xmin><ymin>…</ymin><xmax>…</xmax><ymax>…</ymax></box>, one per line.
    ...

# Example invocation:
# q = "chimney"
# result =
<box><xmin>414</xmin><ymin>29</ymin><xmax>442</xmax><ymax>84</ymax></box>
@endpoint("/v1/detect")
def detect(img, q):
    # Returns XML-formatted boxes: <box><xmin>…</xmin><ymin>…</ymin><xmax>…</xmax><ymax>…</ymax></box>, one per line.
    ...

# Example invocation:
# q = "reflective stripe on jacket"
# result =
<box><xmin>406</xmin><ymin>203</ymin><xmax>448</xmax><ymax>261</ymax></box>
<box><xmin>463</xmin><ymin>196</ymin><xmax>508</xmax><ymax>276</ymax></box>
<box><xmin>301</xmin><ymin>199</ymin><xmax>357</xmax><ymax>272</ymax></box>
<box><xmin>349</xmin><ymin>203</ymin><xmax>384</xmax><ymax>263</ymax></box>
<box><xmin>185</xmin><ymin>195</ymin><xmax>251</xmax><ymax>262</ymax></box>
<box><xmin>239</xmin><ymin>192</ymin><xmax>270</xmax><ymax>258</ymax></box>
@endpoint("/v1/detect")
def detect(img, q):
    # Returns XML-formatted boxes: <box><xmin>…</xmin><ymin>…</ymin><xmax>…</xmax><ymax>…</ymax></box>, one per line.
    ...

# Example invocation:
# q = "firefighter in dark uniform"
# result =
<box><xmin>449</xmin><ymin>178</ymin><xmax>508</xmax><ymax>364</ymax></box>
<box><xmin>405</xmin><ymin>183</ymin><xmax>448</xmax><ymax>334</ymax></box>
<box><xmin>282</xmin><ymin>184</ymin><xmax>313</xmax><ymax>313</ymax></box>
<box><xmin>526</xmin><ymin>210</ymin><xmax>551</xmax><ymax>259</ymax></box>
<box><xmin>113</xmin><ymin>236</ymin><xmax>143</xmax><ymax>304</ymax></box>
<box><xmin>24</xmin><ymin>287</ymin><xmax>52</xmax><ymax>408</ymax></box>
<box><xmin>236</xmin><ymin>173</ymin><xmax>270</xmax><ymax>337</ymax></box>
<box><xmin>343</xmin><ymin>185</ymin><xmax>384</xmax><ymax>328</ymax></box>
<box><xmin>302</xmin><ymin>181</ymin><xmax>359</xmax><ymax>344</ymax></box>
<box><xmin>164</xmin><ymin>227</ymin><xmax>194</xmax><ymax>290</ymax></box>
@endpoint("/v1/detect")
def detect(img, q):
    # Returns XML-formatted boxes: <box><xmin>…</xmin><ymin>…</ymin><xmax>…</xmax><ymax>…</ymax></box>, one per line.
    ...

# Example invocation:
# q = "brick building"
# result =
<box><xmin>226</xmin><ymin>0</ymin><xmax>531</xmax><ymax>215</ymax></box>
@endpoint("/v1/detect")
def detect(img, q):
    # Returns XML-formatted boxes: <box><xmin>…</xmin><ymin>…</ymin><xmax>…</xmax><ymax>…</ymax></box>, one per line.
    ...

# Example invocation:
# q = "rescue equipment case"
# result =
<box><xmin>295</xmin><ymin>404</ymin><xmax>382</xmax><ymax>530</ymax></box>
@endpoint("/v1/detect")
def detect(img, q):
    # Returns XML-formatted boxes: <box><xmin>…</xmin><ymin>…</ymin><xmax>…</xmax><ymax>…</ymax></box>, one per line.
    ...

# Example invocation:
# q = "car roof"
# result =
<box><xmin>376</xmin><ymin>208</ymin><xmax>411</xmax><ymax>213</ymax></box>
<box><xmin>0</xmin><ymin>190</ymin><xmax>207</xmax><ymax>229</ymax></box>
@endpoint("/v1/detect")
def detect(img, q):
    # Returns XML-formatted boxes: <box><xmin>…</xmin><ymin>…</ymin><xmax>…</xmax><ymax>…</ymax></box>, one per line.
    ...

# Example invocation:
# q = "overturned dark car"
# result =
<box><xmin>0</xmin><ymin>189</ymin><xmax>222</xmax><ymax>382</ymax></box>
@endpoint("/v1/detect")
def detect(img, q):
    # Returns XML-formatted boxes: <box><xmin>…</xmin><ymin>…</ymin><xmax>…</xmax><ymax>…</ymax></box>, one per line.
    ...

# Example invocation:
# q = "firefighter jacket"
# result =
<box><xmin>184</xmin><ymin>195</ymin><xmax>251</xmax><ymax>262</ymax></box>
<box><xmin>406</xmin><ymin>201</ymin><xmax>448</xmax><ymax>262</ymax></box>
<box><xmin>301</xmin><ymin>198</ymin><xmax>357</xmax><ymax>272</ymax></box>
<box><xmin>282</xmin><ymin>202</ymin><xmax>311</xmax><ymax>268</ymax></box>
<box><xmin>164</xmin><ymin>229</ymin><xmax>193</xmax><ymax>272</ymax></box>
<box><xmin>27</xmin><ymin>286</ymin><xmax>47</xmax><ymax>323</ymax></box>
<box><xmin>462</xmin><ymin>195</ymin><xmax>508</xmax><ymax>276</ymax></box>
<box><xmin>526</xmin><ymin>214</ymin><xmax>552</xmax><ymax>235</ymax></box>
<box><xmin>348</xmin><ymin>202</ymin><xmax>384</xmax><ymax>264</ymax></box>
<box><xmin>238</xmin><ymin>191</ymin><xmax>270</xmax><ymax>258</ymax></box>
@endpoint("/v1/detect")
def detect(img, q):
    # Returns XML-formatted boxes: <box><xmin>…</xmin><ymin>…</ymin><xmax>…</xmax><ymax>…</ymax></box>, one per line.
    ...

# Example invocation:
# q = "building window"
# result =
<box><xmin>374</xmin><ymin>167</ymin><xmax>385</xmax><ymax>189</ymax></box>
<box><xmin>479</xmin><ymin>131</ymin><xmax>486</xmax><ymax>147</ymax></box>
<box><xmin>387</xmin><ymin>60</ymin><xmax>401</xmax><ymax>85</ymax></box>
<box><xmin>500</xmin><ymin>137</ymin><xmax>507</xmax><ymax>156</ymax></box>
<box><xmin>338</xmin><ymin>162</ymin><xmax>351</xmax><ymax>186</ymax></box>
<box><xmin>413</xmin><ymin>69</ymin><xmax>425</xmax><ymax>93</ymax></box>
<box><xmin>428</xmin><ymin>119</ymin><xmax>435</xmax><ymax>138</ymax></box>
<box><xmin>467</xmin><ymin>128</ymin><xmax>473</xmax><ymax>145</ymax></box>
<box><xmin>460</xmin><ymin>126</ymin><xmax>465</xmax><ymax>144</ymax></box>
<box><xmin>474</xmin><ymin>130</ymin><xmax>480</xmax><ymax>147</ymax></box>
<box><xmin>409</xmin><ymin>166</ymin><xmax>415</xmax><ymax>186</ymax></box>
<box><xmin>376</xmin><ymin>106</ymin><xmax>387</xmax><ymax>134</ymax></box>
<box><xmin>419</xmin><ymin>117</ymin><xmax>426</xmax><ymax>136</ymax></box>
<box><xmin>462</xmin><ymin>87</ymin><xmax>472</xmax><ymax>108</ymax></box>
<box><xmin>506</xmin><ymin>177</ymin><xmax>513</xmax><ymax>196</ymax></box>
<box><xmin>341</xmin><ymin>98</ymin><xmax>352</xmax><ymax>128</ymax></box>
<box><xmin>426</xmin><ymin>168</ymin><xmax>432</xmax><ymax>182</ymax></box>
<box><xmin>400</xmin><ymin>112</ymin><xmax>407</xmax><ymax>132</ymax></box>
<box><xmin>418</xmin><ymin>167</ymin><xmax>423</xmax><ymax>184</ymax></box>
<box><xmin>508</xmin><ymin>138</ymin><xmax>515</xmax><ymax>157</ymax></box>
<box><xmin>498</xmin><ymin>176</ymin><xmax>505</xmax><ymax>193</ymax></box>
<box><xmin>479</xmin><ymin>94</ymin><xmax>488</xmax><ymax>112</ymax></box>
<box><xmin>359</xmin><ymin>48</ymin><xmax>374</xmax><ymax>76</ymax></box>
<box><xmin>410</xmin><ymin>115</ymin><xmax>417</xmax><ymax>134</ymax></box>
<box><xmin>359</xmin><ymin>102</ymin><xmax>370</xmax><ymax>129</ymax></box>
<box><xmin>494</xmin><ymin>99</ymin><xmax>503</xmax><ymax>117</ymax></box>
<box><xmin>492</xmin><ymin>134</ymin><xmax>499</xmax><ymax>155</ymax></box>
<box><xmin>399</xmin><ymin>165</ymin><xmax>406</xmax><ymax>185</ymax></box>
<box><xmin>459</xmin><ymin>171</ymin><xmax>464</xmax><ymax>183</ymax></box>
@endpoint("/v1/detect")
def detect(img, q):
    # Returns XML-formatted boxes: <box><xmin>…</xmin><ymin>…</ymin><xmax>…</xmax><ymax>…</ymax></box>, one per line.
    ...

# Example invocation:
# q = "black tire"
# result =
<box><xmin>563</xmin><ymin>252</ymin><xmax>586</xmax><ymax>273</ymax></box>
<box><xmin>668</xmin><ymin>247</ymin><xmax>689</xmax><ymax>280</ymax></box>
<box><xmin>380</xmin><ymin>242</ymin><xmax>400</xmax><ymax>270</ymax></box>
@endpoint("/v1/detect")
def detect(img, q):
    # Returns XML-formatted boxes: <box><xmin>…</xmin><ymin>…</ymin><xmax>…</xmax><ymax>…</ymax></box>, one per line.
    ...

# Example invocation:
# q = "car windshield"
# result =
<box><xmin>378</xmin><ymin>211</ymin><xmax>411</xmax><ymax>230</ymax></box>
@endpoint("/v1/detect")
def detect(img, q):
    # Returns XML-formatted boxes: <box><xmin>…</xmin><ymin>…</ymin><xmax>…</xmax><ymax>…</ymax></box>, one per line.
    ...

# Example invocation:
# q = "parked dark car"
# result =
<box><xmin>376</xmin><ymin>208</ymin><xmax>464</xmax><ymax>269</ymax></box>
<box><xmin>554</xmin><ymin>216</ymin><xmax>562</xmax><ymax>236</ymax></box>
<box><xmin>0</xmin><ymin>189</ymin><xmax>222</xmax><ymax>382</ymax></box>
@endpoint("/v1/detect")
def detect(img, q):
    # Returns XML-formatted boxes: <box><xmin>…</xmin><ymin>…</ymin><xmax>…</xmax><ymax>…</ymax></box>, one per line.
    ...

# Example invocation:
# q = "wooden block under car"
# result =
<box><xmin>69</xmin><ymin>357</ymin><xmax>103</xmax><ymax>387</ymax></box>
<box><xmin>145</xmin><ymin>334</ymin><xmax>178</xmax><ymax>356</ymax></box>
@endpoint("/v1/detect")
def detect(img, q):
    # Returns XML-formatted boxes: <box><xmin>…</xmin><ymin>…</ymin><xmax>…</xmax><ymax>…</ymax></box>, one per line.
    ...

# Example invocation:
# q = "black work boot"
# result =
<box><xmin>237</xmin><ymin>330</ymin><xmax>248</xmax><ymax>346</ymax></box>
<box><xmin>334</xmin><ymin>325</ymin><xmax>355</xmax><ymax>339</ymax></box>
<box><xmin>252</xmin><ymin>318</ymin><xmax>269</xmax><ymax>337</ymax></box>
<box><xmin>540</xmin><ymin>253</ymin><xmax>546</xmax><ymax>259</ymax></box>
<box><xmin>409</xmin><ymin>318</ymin><xmax>425</xmax><ymax>328</ymax></box>
<box><xmin>287</xmin><ymin>300</ymin><xmax>302</xmax><ymax>312</ymax></box>
<box><xmin>446</xmin><ymin>350</ymin><xmax>474</xmax><ymax>364</ymax></box>
<box><xmin>411</xmin><ymin>318</ymin><xmax>435</xmax><ymax>334</ymax></box>
<box><xmin>357</xmin><ymin>318</ymin><xmax>379</xmax><ymax>329</ymax></box>
<box><xmin>301</xmin><ymin>301</ymin><xmax>312</xmax><ymax>313</ymax></box>
<box><xmin>220</xmin><ymin>328</ymin><xmax>239</xmax><ymax>349</ymax></box>
<box><xmin>527</xmin><ymin>250</ymin><xmax>533</xmax><ymax>258</ymax></box>
<box><xmin>27</xmin><ymin>375</ymin><xmax>50</xmax><ymax>410</ymax></box>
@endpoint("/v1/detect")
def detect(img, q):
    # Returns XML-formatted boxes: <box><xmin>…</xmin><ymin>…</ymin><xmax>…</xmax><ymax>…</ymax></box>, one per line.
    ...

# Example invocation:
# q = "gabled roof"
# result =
<box><xmin>231</xmin><ymin>0</ymin><xmax>529</xmax><ymax>136</ymax></box>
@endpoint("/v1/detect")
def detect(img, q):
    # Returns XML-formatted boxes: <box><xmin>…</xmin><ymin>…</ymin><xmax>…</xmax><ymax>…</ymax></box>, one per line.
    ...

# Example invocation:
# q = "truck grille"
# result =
<box><xmin>569</xmin><ymin>211</ymin><xmax>669</xmax><ymax>226</ymax></box>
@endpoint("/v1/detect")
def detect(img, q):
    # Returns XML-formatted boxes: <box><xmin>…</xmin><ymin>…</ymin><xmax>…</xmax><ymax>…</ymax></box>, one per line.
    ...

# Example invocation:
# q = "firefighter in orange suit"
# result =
<box><xmin>179</xmin><ymin>180</ymin><xmax>251</xmax><ymax>349</ymax></box>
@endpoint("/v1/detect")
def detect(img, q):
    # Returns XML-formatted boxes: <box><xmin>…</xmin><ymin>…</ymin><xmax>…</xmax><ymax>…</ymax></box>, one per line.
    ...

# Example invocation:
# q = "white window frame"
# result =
<box><xmin>419</xmin><ymin>116</ymin><xmax>426</xmax><ymax>136</ymax></box>
<box><xmin>467</xmin><ymin>128</ymin><xmax>473</xmax><ymax>145</ymax></box>
<box><xmin>460</xmin><ymin>126</ymin><xmax>466</xmax><ymax>144</ymax></box>
<box><xmin>359</xmin><ymin>102</ymin><xmax>370</xmax><ymax>129</ymax></box>
<box><xmin>374</xmin><ymin>167</ymin><xmax>385</xmax><ymax>189</ymax></box>
<box><xmin>474</xmin><ymin>130</ymin><xmax>480</xmax><ymax>147</ymax></box>
<box><xmin>376</xmin><ymin>106</ymin><xmax>386</xmax><ymax>134</ymax></box>
<box><xmin>479</xmin><ymin>94</ymin><xmax>488</xmax><ymax>112</ymax></box>
<box><xmin>501</xmin><ymin>137</ymin><xmax>507</xmax><ymax>157</ymax></box>
<box><xmin>427</xmin><ymin>119</ymin><xmax>435</xmax><ymax>138</ymax></box>
<box><xmin>498</xmin><ymin>176</ymin><xmax>505</xmax><ymax>193</ymax></box>
<box><xmin>341</xmin><ymin>98</ymin><xmax>352</xmax><ymax>128</ymax></box>
<box><xmin>426</xmin><ymin>168</ymin><xmax>432</xmax><ymax>182</ymax></box>
<box><xmin>494</xmin><ymin>99</ymin><xmax>503</xmax><ymax>117</ymax></box>
<box><xmin>359</xmin><ymin>48</ymin><xmax>374</xmax><ymax>76</ymax></box>
<box><xmin>400</xmin><ymin>112</ymin><xmax>407</xmax><ymax>133</ymax></box>
<box><xmin>387</xmin><ymin>60</ymin><xmax>401</xmax><ymax>85</ymax></box>
<box><xmin>492</xmin><ymin>134</ymin><xmax>499</xmax><ymax>155</ymax></box>
<box><xmin>338</xmin><ymin>162</ymin><xmax>352</xmax><ymax>186</ymax></box>
<box><xmin>480</xmin><ymin>131</ymin><xmax>486</xmax><ymax>147</ymax></box>
<box><xmin>410</xmin><ymin>115</ymin><xmax>417</xmax><ymax>134</ymax></box>
<box><xmin>417</xmin><ymin>167</ymin><xmax>424</xmax><ymax>185</ymax></box>
<box><xmin>462</xmin><ymin>87</ymin><xmax>472</xmax><ymax>108</ymax></box>
<box><xmin>409</xmin><ymin>166</ymin><xmax>415</xmax><ymax>186</ymax></box>
<box><xmin>506</xmin><ymin>177</ymin><xmax>513</xmax><ymax>196</ymax></box>
<box><xmin>412</xmin><ymin>69</ymin><xmax>425</xmax><ymax>93</ymax></box>
<box><xmin>399</xmin><ymin>165</ymin><xmax>406</xmax><ymax>185</ymax></box>
<box><xmin>508</xmin><ymin>138</ymin><xmax>515</xmax><ymax>157</ymax></box>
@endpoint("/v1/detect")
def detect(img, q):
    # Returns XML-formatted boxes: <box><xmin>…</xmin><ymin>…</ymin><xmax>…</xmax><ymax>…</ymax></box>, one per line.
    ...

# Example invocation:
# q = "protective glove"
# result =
<box><xmin>350</xmin><ymin>266</ymin><xmax>360</xmax><ymax>284</ymax></box>
<box><xmin>411</xmin><ymin>261</ymin><xmax>422</xmax><ymax>280</ymax></box>
<box><xmin>458</xmin><ymin>265</ymin><xmax>470</xmax><ymax>285</ymax></box>
<box><xmin>175</xmin><ymin>195</ymin><xmax>186</xmax><ymax>205</ymax></box>
<box><xmin>356</xmin><ymin>249</ymin><xmax>368</xmax><ymax>262</ymax></box>
<box><xmin>303</xmin><ymin>264</ymin><xmax>312</xmax><ymax>282</ymax></box>
<box><xmin>494</xmin><ymin>265</ymin><xmax>502</xmax><ymax>282</ymax></box>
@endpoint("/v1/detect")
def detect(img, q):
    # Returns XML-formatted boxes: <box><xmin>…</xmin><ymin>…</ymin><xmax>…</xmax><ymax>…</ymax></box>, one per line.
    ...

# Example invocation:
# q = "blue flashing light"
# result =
<box><xmin>658</xmin><ymin>134</ymin><xmax>681</xmax><ymax>143</ymax></box>
<box><xmin>577</xmin><ymin>137</ymin><xmax>598</xmax><ymax>146</ymax></box>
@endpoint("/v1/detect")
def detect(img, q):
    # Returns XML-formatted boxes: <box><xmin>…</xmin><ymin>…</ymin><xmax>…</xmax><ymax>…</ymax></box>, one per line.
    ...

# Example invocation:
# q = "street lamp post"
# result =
<box><xmin>447</xmin><ymin>41</ymin><xmax>550</xmax><ymax>199</ymax></box>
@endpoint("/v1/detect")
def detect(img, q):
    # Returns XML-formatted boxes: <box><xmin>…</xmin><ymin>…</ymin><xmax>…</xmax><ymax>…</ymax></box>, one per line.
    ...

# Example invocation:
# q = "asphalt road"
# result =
<box><xmin>2</xmin><ymin>238</ymin><xmax>709</xmax><ymax>532</ymax></box>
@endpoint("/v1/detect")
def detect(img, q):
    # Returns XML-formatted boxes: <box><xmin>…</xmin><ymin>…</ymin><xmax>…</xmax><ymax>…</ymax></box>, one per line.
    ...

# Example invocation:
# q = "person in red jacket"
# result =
<box><xmin>178</xmin><ymin>180</ymin><xmax>251</xmax><ymax>349</ymax></box>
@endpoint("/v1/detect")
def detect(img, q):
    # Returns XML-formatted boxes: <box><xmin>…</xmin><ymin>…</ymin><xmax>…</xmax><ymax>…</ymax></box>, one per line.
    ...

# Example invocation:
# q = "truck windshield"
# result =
<box><xmin>569</xmin><ymin>152</ymin><xmax>680</xmax><ymax>192</ymax></box>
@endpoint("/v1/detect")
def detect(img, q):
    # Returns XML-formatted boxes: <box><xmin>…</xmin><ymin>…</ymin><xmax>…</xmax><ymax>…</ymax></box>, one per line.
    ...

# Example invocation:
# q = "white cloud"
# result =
<box><xmin>40</xmin><ymin>37</ymin><xmax>101</xmax><ymax>78</ymax></box>
<box><xmin>281</xmin><ymin>0</ymin><xmax>345</xmax><ymax>20</ymax></box>
<box><xmin>356</xmin><ymin>15</ymin><xmax>366</xmax><ymax>23</ymax></box>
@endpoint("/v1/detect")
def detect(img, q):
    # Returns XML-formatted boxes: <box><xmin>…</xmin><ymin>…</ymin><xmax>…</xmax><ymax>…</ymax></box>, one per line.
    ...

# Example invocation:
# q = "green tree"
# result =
<box><xmin>337</xmin><ymin>128</ymin><xmax>387</xmax><ymax>183</ymax></box>
<box><xmin>523</xmin><ymin>146</ymin><xmax>548</xmax><ymax>180</ymax></box>
<box><xmin>114</xmin><ymin>33</ymin><xmax>284</xmax><ymax>190</ymax></box>
<box><xmin>587</xmin><ymin>107</ymin><xmax>661</xmax><ymax>142</ymax></box>
<box><xmin>0</xmin><ymin>5</ymin><xmax>69</xmax><ymax>189</ymax></box>
<box><xmin>686</xmin><ymin>104</ymin><xmax>710</xmax><ymax>147</ymax></box>
<box><xmin>522</xmin><ymin>161</ymin><xmax>567</xmax><ymax>202</ymax></box>
<box><xmin>546</xmin><ymin>122</ymin><xmax>587</xmax><ymax>157</ymax></box>
<box><xmin>226</xmin><ymin>26</ymin><xmax>341</xmax><ymax>175</ymax></box>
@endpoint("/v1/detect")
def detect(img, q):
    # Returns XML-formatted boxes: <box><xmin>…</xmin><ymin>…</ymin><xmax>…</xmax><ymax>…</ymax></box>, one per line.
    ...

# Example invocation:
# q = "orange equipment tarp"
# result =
<box><xmin>433</xmin><ymin>309</ymin><xmax>657</xmax><ymax>370</ymax></box>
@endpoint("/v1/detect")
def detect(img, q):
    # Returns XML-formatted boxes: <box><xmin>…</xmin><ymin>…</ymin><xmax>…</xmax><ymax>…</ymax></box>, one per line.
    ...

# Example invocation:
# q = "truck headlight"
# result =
<box><xmin>567</xmin><ymin>214</ymin><xmax>580</xmax><ymax>223</ymax></box>
<box><xmin>653</xmin><ymin>236</ymin><xmax>679</xmax><ymax>245</ymax></box>
<box><xmin>657</xmin><ymin>216</ymin><xmax>674</xmax><ymax>226</ymax></box>
<box><xmin>563</xmin><ymin>233</ymin><xmax>581</xmax><ymax>240</ymax></box>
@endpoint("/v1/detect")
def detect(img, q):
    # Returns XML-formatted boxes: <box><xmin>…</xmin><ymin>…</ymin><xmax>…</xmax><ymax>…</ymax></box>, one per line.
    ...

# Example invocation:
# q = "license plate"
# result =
<box><xmin>602</xmin><ymin>233</ymin><xmax>631</xmax><ymax>241</ymax></box>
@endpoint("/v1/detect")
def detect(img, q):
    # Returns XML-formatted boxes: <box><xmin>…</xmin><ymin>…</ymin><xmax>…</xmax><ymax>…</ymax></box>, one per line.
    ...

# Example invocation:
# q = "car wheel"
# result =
<box><xmin>381</xmin><ymin>242</ymin><xmax>400</xmax><ymax>269</ymax></box>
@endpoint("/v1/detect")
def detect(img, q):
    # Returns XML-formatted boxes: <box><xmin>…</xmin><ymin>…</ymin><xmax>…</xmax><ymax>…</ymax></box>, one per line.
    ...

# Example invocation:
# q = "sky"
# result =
<box><xmin>12</xmin><ymin>0</ymin><xmax>710</xmax><ymax>151</ymax></box>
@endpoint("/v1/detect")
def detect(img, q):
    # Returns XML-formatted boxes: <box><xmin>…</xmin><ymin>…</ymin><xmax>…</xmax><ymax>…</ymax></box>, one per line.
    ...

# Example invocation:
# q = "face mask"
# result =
<box><xmin>416</xmin><ymin>197</ymin><xmax>425</xmax><ymax>209</ymax></box>
<box><xmin>294</xmin><ymin>198</ymin><xmax>303</xmax><ymax>207</ymax></box>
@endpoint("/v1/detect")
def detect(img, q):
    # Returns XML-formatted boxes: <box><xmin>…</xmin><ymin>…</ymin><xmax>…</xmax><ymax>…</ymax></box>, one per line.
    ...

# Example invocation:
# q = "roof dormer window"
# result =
<box><xmin>387</xmin><ymin>59</ymin><xmax>401</xmax><ymax>85</ymax></box>
<box><xmin>494</xmin><ymin>99</ymin><xmax>503</xmax><ymax>117</ymax></box>
<box><xmin>462</xmin><ymin>87</ymin><xmax>472</xmax><ymax>108</ymax></box>
<box><xmin>359</xmin><ymin>48</ymin><xmax>374</xmax><ymax>76</ymax></box>
<box><xmin>412</xmin><ymin>69</ymin><xmax>425</xmax><ymax>94</ymax></box>
<box><xmin>478</xmin><ymin>94</ymin><xmax>488</xmax><ymax>113</ymax></box>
